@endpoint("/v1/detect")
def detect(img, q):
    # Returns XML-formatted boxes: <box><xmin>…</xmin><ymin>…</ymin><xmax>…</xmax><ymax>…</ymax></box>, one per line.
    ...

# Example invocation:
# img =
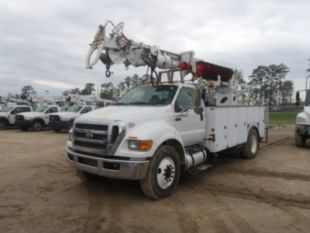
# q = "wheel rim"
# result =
<box><xmin>34</xmin><ymin>123</ymin><xmax>42</xmax><ymax>131</ymax></box>
<box><xmin>156</xmin><ymin>157</ymin><xmax>176</xmax><ymax>189</ymax></box>
<box><xmin>250</xmin><ymin>133</ymin><xmax>258</xmax><ymax>154</ymax></box>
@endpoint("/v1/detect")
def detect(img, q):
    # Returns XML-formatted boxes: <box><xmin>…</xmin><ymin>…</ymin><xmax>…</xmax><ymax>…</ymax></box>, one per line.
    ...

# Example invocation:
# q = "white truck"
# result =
<box><xmin>295</xmin><ymin>89</ymin><xmax>310</xmax><ymax>147</ymax></box>
<box><xmin>65</xmin><ymin>21</ymin><xmax>266</xmax><ymax>199</ymax></box>
<box><xmin>49</xmin><ymin>105</ymin><xmax>94</xmax><ymax>132</ymax></box>
<box><xmin>0</xmin><ymin>105</ymin><xmax>33</xmax><ymax>129</ymax></box>
<box><xmin>16</xmin><ymin>105</ymin><xmax>60</xmax><ymax>131</ymax></box>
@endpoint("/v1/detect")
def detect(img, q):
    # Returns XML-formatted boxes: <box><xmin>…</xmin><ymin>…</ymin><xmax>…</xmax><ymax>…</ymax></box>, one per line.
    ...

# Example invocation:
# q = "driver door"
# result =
<box><xmin>173</xmin><ymin>87</ymin><xmax>205</xmax><ymax>146</ymax></box>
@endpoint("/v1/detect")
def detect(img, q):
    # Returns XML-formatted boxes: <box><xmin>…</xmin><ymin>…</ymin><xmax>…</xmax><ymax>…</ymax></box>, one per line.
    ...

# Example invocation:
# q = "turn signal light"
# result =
<box><xmin>128</xmin><ymin>140</ymin><xmax>153</xmax><ymax>151</ymax></box>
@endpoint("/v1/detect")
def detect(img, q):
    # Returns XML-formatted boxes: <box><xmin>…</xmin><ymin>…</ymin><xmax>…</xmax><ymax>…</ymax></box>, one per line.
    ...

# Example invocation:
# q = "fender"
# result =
<box><xmin>115</xmin><ymin>120</ymin><xmax>185</xmax><ymax>160</ymax></box>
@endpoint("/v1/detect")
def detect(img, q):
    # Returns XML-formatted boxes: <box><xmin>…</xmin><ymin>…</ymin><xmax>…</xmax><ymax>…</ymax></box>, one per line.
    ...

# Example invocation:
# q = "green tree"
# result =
<box><xmin>281</xmin><ymin>80</ymin><xmax>294</xmax><ymax>104</ymax></box>
<box><xmin>81</xmin><ymin>83</ymin><xmax>95</xmax><ymax>95</ymax></box>
<box><xmin>100</xmin><ymin>82</ymin><xmax>114</xmax><ymax>99</ymax></box>
<box><xmin>20</xmin><ymin>85</ymin><xmax>36</xmax><ymax>100</ymax></box>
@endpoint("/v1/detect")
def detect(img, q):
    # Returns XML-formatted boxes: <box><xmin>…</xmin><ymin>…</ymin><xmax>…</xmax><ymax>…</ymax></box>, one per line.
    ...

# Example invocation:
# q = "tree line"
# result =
<box><xmin>7</xmin><ymin>59</ymin><xmax>310</xmax><ymax>106</ymax></box>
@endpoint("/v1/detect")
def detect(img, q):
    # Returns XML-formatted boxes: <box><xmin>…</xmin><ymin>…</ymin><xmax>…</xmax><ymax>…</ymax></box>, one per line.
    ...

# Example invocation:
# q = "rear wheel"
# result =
<box><xmin>32</xmin><ymin>120</ymin><xmax>43</xmax><ymax>131</ymax></box>
<box><xmin>242</xmin><ymin>128</ymin><xmax>259</xmax><ymax>159</ymax></box>
<box><xmin>295</xmin><ymin>130</ymin><xmax>306</xmax><ymax>147</ymax></box>
<box><xmin>140</xmin><ymin>145</ymin><xmax>181</xmax><ymax>199</ymax></box>
<box><xmin>0</xmin><ymin>120</ymin><xmax>7</xmax><ymax>130</ymax></box>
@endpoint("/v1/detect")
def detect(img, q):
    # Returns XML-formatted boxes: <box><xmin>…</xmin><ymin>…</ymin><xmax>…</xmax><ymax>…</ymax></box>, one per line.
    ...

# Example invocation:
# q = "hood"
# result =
<box><xmin>18</xmin><ymin>112</ymin><xmax>44</xmax><ymax>118</ymax></box>
<box><xmin>54</xmin><ymin>112</ymin><xmax>80</xmax><ymax>119</ymax></box>
<box><xmin>76</xmin><ymin>105</ymin><xmax>172</xmax><ymax>125</ymax></box>
<box><xmin>0</xmin><ymin>112</ymin><xmax>9</xmax><ymax>118</ymax></box>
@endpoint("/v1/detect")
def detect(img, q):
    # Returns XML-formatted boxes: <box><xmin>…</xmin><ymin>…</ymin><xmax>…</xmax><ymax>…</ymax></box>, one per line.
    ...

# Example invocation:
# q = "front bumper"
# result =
<box><xmin>296</xmin><ymin>125</ymin><xmax>310</xmax><ymax>137</ymax></box>
<box><xmin>66</xmin><ymin>146</ymin><xmax>150</xmax><ymax>180</ymax></box>
<box><xmin>15</xmin><ymin>120</ymin><xmax>32</xmax><ymax>128</ymax></box>
<box><xmin>50</xmin><ymin>120</ymin><xmax>69</xmax><ymax>130</ymax></box>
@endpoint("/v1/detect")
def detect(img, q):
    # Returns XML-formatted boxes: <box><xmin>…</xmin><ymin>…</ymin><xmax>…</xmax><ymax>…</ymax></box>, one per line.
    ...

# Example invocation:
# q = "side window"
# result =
<box><xmin>11</xmin><ymin>108</ymin><xmax>21</xmax><ymax>114</ymax></box>
<box><xmin>47</xmin><ymin>107</ymin><xmax>58</xmax><ymax>113</ymax></box>
<box><xmin>80</xmin><ymin>107</ymin><xmax>92</xmax><ymax>114</ymax></box>
<box><xmin>174</xmin><ymin>87</ymin><xmax>193</xmax><ymax>112</ymax></box>
<box><xmin>22</xmin><ymin>107</ymin><xmax>31</xmax><ymax>112</ymax></box>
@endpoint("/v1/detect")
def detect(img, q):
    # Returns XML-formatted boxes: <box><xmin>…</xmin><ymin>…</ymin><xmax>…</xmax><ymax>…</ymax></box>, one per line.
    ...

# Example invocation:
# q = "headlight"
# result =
<box><xmin>68</xmin><ymin>129</ymin><xmax>73</xmax><ymax>141</ymax></box>
<box><xmin>128</xmin><ymin>139</ymin><xmax>153</xmax><ymax>151</ymax></box>
<box><xmin>297</xmin><ymin>117</ymin><xmax>306</xmax><ymax>123</ymax></box>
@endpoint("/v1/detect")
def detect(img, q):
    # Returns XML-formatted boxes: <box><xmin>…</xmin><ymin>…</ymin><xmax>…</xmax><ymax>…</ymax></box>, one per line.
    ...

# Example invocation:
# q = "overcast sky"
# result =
<box><xmin>0</xmin><ymin>0</ymin><xmax>309</xmax><ymax>97</ymax></box>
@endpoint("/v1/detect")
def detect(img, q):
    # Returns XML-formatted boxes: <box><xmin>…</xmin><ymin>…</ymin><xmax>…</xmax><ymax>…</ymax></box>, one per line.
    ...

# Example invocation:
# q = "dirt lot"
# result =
<box><xmin>0</xmin><ymin>127</ymin><xmax>310</xmax><ymax>233</ymax></box>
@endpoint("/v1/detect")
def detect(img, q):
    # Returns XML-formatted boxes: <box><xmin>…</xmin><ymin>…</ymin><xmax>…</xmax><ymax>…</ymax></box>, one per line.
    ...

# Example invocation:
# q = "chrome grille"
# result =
<box><xmin>73</xmin><ymin>123</ymin><xmax>109</xmax><ymax>155</ymax></box>
<box><xmin>50</xmin><ymin>115</ymin><xmax>60</xmax><ymax>122</ymax></box>
<box><xmin>16</xmin><ymin>115</ymin><xmax>25</xmax><ymax>121</ymax></box>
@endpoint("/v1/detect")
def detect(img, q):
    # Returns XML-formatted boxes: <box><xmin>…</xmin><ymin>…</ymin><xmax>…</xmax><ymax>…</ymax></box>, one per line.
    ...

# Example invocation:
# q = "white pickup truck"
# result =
<box><xmin>66</xmin><ymin>83</ymin><xmax>266</xmax><ymax>199</ymax></box>
<box><xmin>16</xmin><ymin>105</ymin><xmax>60</xmax><ymax>131</ymax></box>
<box><xmin>49</xmin><ymin>105</ymin><xmax>94</xmax><ymax>132</ymax></box>
<box><xmin>0</xmin><ymin>105</ymin><xmax>33</xmax><ymax>129</ymax></box>
<box><xmin>295</xmin><ymin>89</ymin><xmax>310</xmax><ymax>147</ymax></box>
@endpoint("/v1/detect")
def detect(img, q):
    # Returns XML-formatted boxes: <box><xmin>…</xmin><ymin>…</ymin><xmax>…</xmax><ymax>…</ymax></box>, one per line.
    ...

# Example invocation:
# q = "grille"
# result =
<box><xmin>50</xmin><ymin>115</ymin><xmax>60</xmax><ymax>122</ymax></box>
<box><xmin>73</xmin><ymin>123</ymin><xmax>109</xmax><ymax>153</ymax></box>
<box><xmin>16</xmin><ymin>115</ymin><xmax>25</xmax><ymax>121</ymax></box>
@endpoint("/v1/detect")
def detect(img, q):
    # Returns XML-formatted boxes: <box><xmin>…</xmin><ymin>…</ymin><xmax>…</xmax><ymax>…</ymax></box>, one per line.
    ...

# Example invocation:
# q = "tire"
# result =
<box><xmin>140</xmin><ymin>145</ymin><xmax>181</xmax><ymax>199</ymax></box>
<box><xmin>295</xmin><ymin>130</ymin><xmax>306</xmax><ymax>147</ymax></box>
<box><xmin>242</xmin><ymin>128</ymin><xmax>259</xmax><ymax>159</ymax></box>
<box><xmin>32</xmin><ymin>120</ymin><xmax>43</xmax><ymax>131</ymax></box>
<box><xmin>0</xmin><ymin>120</ymin><xmax>7</xmax><ymax>130</ymax></box>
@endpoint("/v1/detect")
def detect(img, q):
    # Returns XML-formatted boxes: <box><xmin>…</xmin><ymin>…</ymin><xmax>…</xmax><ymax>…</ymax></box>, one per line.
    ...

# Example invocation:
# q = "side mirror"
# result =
<box><xmin>296</xmin><ymin>91</ymin><xmax>301</xmax><ymax>106</ymax></box>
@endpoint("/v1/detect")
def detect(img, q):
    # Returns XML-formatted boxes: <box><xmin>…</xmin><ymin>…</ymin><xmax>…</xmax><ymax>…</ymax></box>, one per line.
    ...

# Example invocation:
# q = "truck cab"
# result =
<box><xmin>295</xmin><ymin>89</ymin><xmax>310</xmax><ymax>147</ymax></box>
<box><xmin>0</xmin><ymin>105</ymin><xmax>33</xmax><ymax>129</ymax></box>
<box><xmin>16</xmin><ymin>105</ymin><xmax>60</xmax><ymax>131</ymax></box>
<box><xmin>66</xmin><ymin>83</ymin><xmax>265</xmax><ymax>199</ymax></box>
<box><xmin>49</xmin><ymin>105</ymin><xmax>94</xmax><ymax>132</ymax></box>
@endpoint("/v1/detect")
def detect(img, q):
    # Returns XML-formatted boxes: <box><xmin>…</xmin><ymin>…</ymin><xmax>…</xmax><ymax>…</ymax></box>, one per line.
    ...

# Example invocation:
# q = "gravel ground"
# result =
<box><xmin>0</xmin><ymin>127</ymin><xmax>310</xmax><ymax>233</ymax></box>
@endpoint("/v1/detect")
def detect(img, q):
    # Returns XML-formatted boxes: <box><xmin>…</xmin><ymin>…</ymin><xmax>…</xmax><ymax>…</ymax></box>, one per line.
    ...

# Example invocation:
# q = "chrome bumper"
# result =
<box><xmin>66</xmin><ymin>147</ymin><xmax>149</xmax><ymax>180</ymax></box>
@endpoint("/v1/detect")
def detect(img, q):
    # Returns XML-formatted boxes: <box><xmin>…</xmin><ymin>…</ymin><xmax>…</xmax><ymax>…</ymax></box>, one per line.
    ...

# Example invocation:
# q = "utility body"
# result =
<box><xmin>65</xmin><ymin>21</ymin><xmax>266</xmax><ymax>199</ymax></box>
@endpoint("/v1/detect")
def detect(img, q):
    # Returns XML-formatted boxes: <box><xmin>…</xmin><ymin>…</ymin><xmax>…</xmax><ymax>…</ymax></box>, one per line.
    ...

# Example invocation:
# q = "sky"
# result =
<box><xmin>0</xmin><ymin>0</ymin><xmax>309</xmax><ymax>97</ymax></box>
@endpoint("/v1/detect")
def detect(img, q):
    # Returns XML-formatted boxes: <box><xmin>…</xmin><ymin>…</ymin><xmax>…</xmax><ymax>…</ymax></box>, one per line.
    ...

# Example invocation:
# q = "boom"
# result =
<box><xmin>86</xmin><ymin>20</ymin><xmax>234</xmax><ymax>83</ymax></box>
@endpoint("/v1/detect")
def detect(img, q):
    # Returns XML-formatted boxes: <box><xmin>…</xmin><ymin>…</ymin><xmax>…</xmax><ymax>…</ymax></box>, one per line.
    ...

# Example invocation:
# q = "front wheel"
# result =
<box><xmin>295</xmin><ymin>130</ymin><xmax>306</xmax><ymax>147</ymax></box>
<box><xmin>32</xmin><ymin>120</ymin><xmax>43</xmax><ymax>131</ymax></box>
<box><xmin>242</xmin><ymin>128</ymin><xmax>259</xmax><ymax>159</ymax></box>
<box><xmin>140</xmin><ymin>145</ymin><xmax>181</xmax><ymax>199</ymax></box>
<box><xmin>0</xmin><ymin>120</ymin><xmax>7</xmax><ymax>130</ymax></box>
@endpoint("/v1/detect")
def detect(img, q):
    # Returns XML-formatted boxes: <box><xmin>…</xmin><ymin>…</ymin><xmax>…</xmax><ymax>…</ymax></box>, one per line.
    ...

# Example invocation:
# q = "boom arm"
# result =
<box><xmin>86</xmin><ymin>20</ymin><xmax>234</xmax><ymax>83</ymax></box>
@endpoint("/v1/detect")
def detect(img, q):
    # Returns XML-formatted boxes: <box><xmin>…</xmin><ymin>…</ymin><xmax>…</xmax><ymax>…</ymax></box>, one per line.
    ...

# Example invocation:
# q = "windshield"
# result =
<box><xmin>0</xmin><ymin>106</ymin><xmax>13</xmax><ymax>112</ymax></box>
<box><xmin>35</xmin><ymin>106</ymin><xmax>48</xmax><ymax>112</ymax></box>
<box><xmin>116</xmin><ymin>85</ymin><xmax>178</xmax><ymax>106</ymax></box>
<box><xmin>66</xmin><ymin>105</ymin><xmax>82</xmax><ymax>112</ymax></box>
<box><xmin>306</xmin><ymin>90</ymin><xmax>310</xmax><ymax>106</ymax></box>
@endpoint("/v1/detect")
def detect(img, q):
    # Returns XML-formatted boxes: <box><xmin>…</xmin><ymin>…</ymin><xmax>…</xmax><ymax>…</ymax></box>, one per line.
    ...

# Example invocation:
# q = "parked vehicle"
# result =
<box><xmin>16</xmin><ymin>105</ymin><xmax>60</xmax><ymax>131</ymax></box>
<box><xmin>49</xmin><ymin>105</ymin><xmax>94</xmax><ymax>132</ymax></box>
<box><xmin>0</xmin><ymin>105</ymin><xmax>33</xmax><ymax>129</ymax></box>
<box><xmin>65</xmin><ymin>20</ymin><xmax>266</xmax><ymax>199</ymax></box>
<box><xmin>295</xmin><ymin>89</ymin><xmax>310</xmax><ymax>147</ymax></box>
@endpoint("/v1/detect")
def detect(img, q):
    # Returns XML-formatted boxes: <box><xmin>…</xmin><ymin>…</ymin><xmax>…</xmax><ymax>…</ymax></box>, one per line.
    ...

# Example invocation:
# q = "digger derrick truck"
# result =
<box><xmin>66</xmin><ymin>21</ymin><xmax>266</xmax><ymax>199</ymax></box>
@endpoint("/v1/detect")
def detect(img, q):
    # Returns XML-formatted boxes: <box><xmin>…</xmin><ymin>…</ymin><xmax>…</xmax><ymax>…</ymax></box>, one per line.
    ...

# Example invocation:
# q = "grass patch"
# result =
<box><xmin>268</xmin><ymin>111</ymin><xmax>298</xmax><ymax>124</ymax></box>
